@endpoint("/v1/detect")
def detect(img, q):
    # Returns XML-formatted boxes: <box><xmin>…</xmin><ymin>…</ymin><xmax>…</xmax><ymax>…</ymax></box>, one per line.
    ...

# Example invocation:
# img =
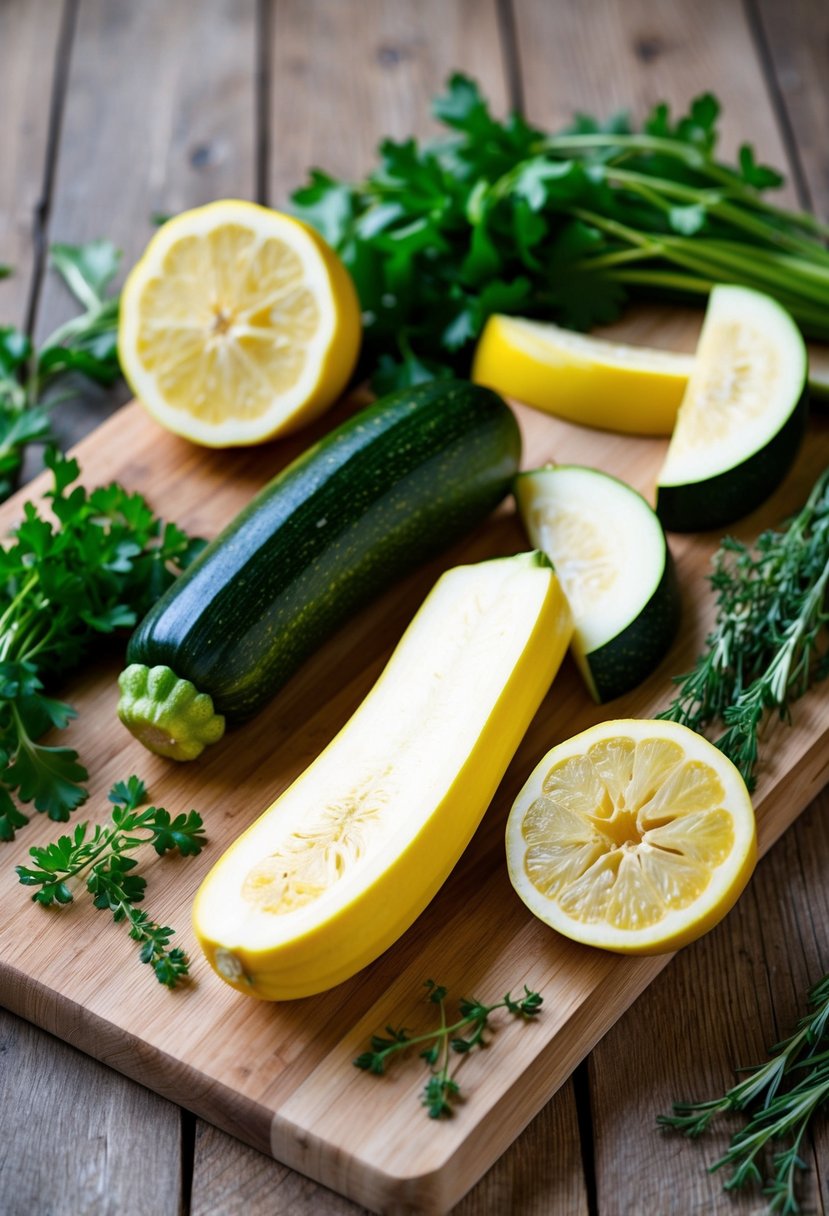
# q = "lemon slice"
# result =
<box><xmin>506</xmin><ymin>719</ymin><xmax>756</xmax><ymax>954</ymax></box>
<box><xmin>472</xmin><ymin>314</ymin><xmax>693</xmax><ymax>435</ymax></box>
<box><xmin>118</xmin><ymin>200</ymin><xmax>361</xmax><ymax>447</ymax></box>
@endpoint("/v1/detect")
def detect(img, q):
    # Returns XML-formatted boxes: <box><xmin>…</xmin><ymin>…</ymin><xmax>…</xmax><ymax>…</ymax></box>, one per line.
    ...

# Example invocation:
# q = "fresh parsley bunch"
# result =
<box><xmin>0</xmin><ymin>241</ymin><xmax>122</xmax><ymax>499</ymax></box>
<box><xmin>17</xmin><ymin>775</ymin><xmax>206</xmax><ymax>987</ymax></box>
<box><xmin>291</xmin><ymin>75</ymin><xmax>829</xmax><ymax>391</ymax></box>
<box><xmin>0</xmin><ymin>451</ymin><xmax>203</xmax><ymax>840</ymax></box>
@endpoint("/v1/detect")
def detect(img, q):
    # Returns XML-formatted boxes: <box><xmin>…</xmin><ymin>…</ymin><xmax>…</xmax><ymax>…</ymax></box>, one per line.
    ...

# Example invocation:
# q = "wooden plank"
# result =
<box><xmin>510</xmin><ymin>1</ymin><xmax>829</xmax><ymax>1211</ymax></box>
<box><xmin>0</xmin><ymin>1006</ymin><xmax>183</xmax><ymax>1216</ymax></box>
<box><xmin>32</xmin><ymin>0</ymin><xmax>258</xmax><ymax>448</ymax></box>
<box><xmin>751</xmin><ymin>0</ymin><xmax>829</xmax><ymax>215</ymax></box>
<box><xmin>267</xmin><ymin>0</ymin><xmax>509</xmax><ymax>202</ymax></box>
<box><xmin>0</xmin><ymin>0</ymin><xmax>66</xmax><ymax>327</ymax></box>
<box><xmin>0</xmin><ymin>394</ymin><xmax>827</xmax><ymax>1214</ymax></box>
<box><xmin>751</xmin><ymin>0</ymin><xmax>829</xmax><ymax>388</ymax></box>
<box><xmin>191</xmin><ymin>1080</ymin><xmax>587</xmax><ymax>1215</ymax></box>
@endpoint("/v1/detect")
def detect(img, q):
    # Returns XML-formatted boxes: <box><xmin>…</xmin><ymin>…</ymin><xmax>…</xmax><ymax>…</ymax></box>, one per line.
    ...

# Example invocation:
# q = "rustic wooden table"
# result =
<box><xmin>1</xmin><ymin>1</ymin><xmax>828</xmax><ymax>1213</ymax></box>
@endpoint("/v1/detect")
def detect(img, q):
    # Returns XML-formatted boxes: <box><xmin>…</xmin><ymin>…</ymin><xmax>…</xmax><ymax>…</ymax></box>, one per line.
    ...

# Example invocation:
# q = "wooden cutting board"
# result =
<box><xmin>1</xmin><ymin>323</ymin><xmax>829</xmax><ymax>1214</ymax></box>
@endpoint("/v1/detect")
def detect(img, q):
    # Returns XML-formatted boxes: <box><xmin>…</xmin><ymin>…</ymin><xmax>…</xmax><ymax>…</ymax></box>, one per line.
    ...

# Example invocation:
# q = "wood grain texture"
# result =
<box><xmin>752</xmin><ymin>0</ymin><xmax>829</xmax><ymax>390</ymax></box>
<box><xmin>0</xmin><ymin>391</ymin><xmax>827</xmax><ymax>1214</ymax></box>
<box><xmin>267</xmin><ymin>0</ymin><xmax>508</xmax><ymax>203</ymax></box>
<box><xmin>0</xmin><ymin>1007</ymin><xmax>183</xmax><ymax>1216</ymax></box>
<box><xmin>191</xmin><ymin>1077</ymin><xmax>587</xmax><ymax>1216</ymax></box>
<box><xmin>0</xmin><ymin>0</ymin><xmax>67</xmax><ymax>326</ymax></box>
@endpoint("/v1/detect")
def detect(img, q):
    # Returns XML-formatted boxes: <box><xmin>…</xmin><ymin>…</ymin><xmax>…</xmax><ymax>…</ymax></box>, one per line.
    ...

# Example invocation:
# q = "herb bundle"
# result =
<box><xmin>16</xmin><ymin>775</ymin><xmax>206</xmax><ymax>987</ymax></box>
<box><xmin>660</xmin><ymin>973</ymin><xmax>829</xmax><ymax>1214</ymax></box>
<box><xmin>355</xmin><ymin>978</ymin><xmax>542</xmax><ymax>1118</ymax></box>
<box><xmin>659</xmin><ymin>467</ymin><xmax>829</xmax><ymax>789</ymax></box>
<box><xmin>0</xmin><ymin>450</ymin><xmax>202</xmax><ymax>840</ymax></box>
<box><xmin>291</xmin><ymin>75</ymin><xmax>829</xmax><ymax>391</ymax></box>
<box><xmin>0</xmin><ymin>241</ymin><xmax>122</xmax><ymax>498</ymax></box>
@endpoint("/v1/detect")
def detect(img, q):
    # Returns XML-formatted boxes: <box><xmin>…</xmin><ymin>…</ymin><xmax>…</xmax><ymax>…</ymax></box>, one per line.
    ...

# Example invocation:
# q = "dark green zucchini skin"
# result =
<box><xmin>126</xmin><ymin>380</ymin><xmax>520</xmax><ymax>721</ymax></box>
<box><xmin>656</xmin><ymin>383</ymin><xmax>809</xmax><ymax>533</ymax></box>
<box><xmin>586</xmin><ymin>550</ymin><xmax>681</xmax><ymax>703</ymax></box>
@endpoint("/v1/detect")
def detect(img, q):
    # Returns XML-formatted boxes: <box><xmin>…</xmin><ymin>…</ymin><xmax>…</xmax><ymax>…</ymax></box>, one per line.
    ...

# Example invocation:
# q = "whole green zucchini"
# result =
<box><xmin>118</xmin><ymin>380</ymin><xmax>520</xmax><ymax>759</ymax></box>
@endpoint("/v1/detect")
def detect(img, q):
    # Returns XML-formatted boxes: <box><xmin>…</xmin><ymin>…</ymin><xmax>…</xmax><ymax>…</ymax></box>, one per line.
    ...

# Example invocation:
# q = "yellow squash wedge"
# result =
<box><xmin>472</xmin><ymin>314</ymin><xmax>693</xmax><ymax>435</ymax></box>
<box><xmin>193</xmin><ymin>551</ymin><xmax>572</xmax><ymax>999</ymax></box>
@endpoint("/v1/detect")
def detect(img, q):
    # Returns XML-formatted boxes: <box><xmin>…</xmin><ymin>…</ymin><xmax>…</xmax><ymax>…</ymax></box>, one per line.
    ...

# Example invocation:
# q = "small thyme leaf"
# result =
<box><xmin>354</xmin><ymin>979</ymin><xmax>543</xmax><ymax>1117</ymax></box>
<box><xmin>658</xmin><ymin>467</ymin><xmax>829</xmax><ymax>789</ymax></box>
<box><xmin>15</xmin><ymin>777</ymin><xmax>206</xmax><ymax>988</ymax></box>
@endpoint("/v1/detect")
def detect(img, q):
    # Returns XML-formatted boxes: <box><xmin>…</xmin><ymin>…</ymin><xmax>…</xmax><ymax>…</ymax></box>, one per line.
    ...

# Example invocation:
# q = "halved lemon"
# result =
<box><xmin>472</xmin><ymin>314</ymin><xmax>693</xmax><ymax>435</ymax></box>
<box><xmin>118</xmin><ymin>200</ymin><xmax>361</xmax><ymax>447</ymax></box>
<box><xmin>506</xmin><ymin>719</ymin><xmax>756</xmax><ymax>954</ymax></box>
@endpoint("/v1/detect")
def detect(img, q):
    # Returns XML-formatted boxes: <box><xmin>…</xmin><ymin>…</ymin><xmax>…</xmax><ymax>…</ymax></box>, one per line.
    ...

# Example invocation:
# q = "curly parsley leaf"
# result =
<box><xmin>16</xmin><ymin>778</ymin><xmax>205</xmax><ymax>987</ymax></box>
<box><xmin>0</xmin><ymin>451</ymin><xmax>201</xmax><ymax>838</ymax></box>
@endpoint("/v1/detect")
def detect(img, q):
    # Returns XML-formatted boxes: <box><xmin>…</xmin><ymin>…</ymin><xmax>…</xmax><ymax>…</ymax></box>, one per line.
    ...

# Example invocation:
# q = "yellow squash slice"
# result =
<box><xmin>194</xmin><ymin>551</ymin><xmax>573</xmax><ymax>999</ymax></box>
<box><xmin>506</xmin><ymin>718</ymin><xmax>756</xmax><ymax>954</ymax></box>
<box><xmin>472</xmin><ymin>314</ymin><xmax>693</xmax><ymax>435</ymax></box>
<box><xmin>118</xmin><ymin>200</ymin><xmax>361</xmax><ymax>447</ymax></box>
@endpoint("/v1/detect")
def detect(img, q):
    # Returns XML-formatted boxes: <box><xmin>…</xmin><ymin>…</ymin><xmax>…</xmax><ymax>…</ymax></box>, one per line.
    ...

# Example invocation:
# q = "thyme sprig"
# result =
<box><xmin>16</xmin><ymin>775</ymin><xmax>206</xmax><ymax>987</ymax></box>
<box><xmin>659</xmin><ymin>467</ymin><xmax>829</xmax><ymax>789</ymax></box>
<box><xmin>354</xmin><ymin>978</ymin><xmax>542</xmax><ymax>1117</ymax></box>
<box><xmin>660</xmin><ymin>974</ymin><xmax>829</xmax><ymax>1214</ymax></box>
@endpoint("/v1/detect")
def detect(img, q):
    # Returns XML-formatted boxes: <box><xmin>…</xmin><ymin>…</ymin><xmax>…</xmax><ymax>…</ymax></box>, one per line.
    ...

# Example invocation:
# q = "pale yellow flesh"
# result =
<box><xmin>659</xmin><ymin>285</ymin><xmax>807</xmax><ymax>486</ymax></box>
<box><xmin>472</xmin><ymin>314</ymin><xmax>693</xmax><ymax>435</ymax></box>
<box><xmin>118</xmin><ymin>200</ymin><xmax>361</xmax><ymax>447</ymax></box>
<box><xmin>506</xmin><ymin>719</ymin><xmax>756</xmax><ymax>954</ymax></box>
<box><xmin>194</xmin><ymin>553</ymin><xmax>573</xmax><ymax>999</ymax></box>
<box><xmin>515</xmin><ymin>466</ymin><xmax>667</xmax><ymax>664</ymax></box>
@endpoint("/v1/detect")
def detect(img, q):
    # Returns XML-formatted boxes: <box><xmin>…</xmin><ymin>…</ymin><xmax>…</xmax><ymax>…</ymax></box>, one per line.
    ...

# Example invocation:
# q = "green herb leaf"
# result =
<box><xmin>355</xmin><ymin>980</ymin><xmax>543</xmax><ymax>1118</ymax></box>
<box><xmin>15</xmin><ymin>779</ymin><xmax>206</xmax><ymax>987</ymax></box>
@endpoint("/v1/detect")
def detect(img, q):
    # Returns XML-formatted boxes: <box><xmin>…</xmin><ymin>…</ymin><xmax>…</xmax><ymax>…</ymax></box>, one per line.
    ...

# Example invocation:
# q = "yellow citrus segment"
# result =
<box><xmin>506</xmin><ymin>718</ymin><xmax>756</xmax><ymax>953</ymax></box>
<box><xmin>472</xmin><ymin>314</ymin><xmax>693</xmax><ymax>435</ymax></box>
<box><xmin>119</xmin><ymin>200</ymin><xmax>361</xmax><ymax>447</ymax></box>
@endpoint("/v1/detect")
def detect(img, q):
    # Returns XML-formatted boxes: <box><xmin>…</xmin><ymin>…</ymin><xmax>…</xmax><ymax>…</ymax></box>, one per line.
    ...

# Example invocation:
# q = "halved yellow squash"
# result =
<box><xmin>193</xmin><ymin>551</ymin><xmax>573</xmax><ymax>999</ymax></box>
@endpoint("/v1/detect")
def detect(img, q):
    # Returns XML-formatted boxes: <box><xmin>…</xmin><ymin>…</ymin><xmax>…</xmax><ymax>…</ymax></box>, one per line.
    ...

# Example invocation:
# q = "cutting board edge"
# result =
<box><xmin>265</xmin><ymin>722</ymin><xmax>829</xmax><ymax>1215</ymax></box>
<box><xmin>0</xmin><ymin>958</ymin><xmax>274</xmax><ymax>1157</ymax></box>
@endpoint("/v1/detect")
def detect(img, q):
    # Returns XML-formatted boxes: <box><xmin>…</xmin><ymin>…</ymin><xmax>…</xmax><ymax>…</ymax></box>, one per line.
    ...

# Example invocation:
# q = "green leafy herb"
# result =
<box><xmin>16</xmin><ymin>775</ymin><xmax>206</xmax><ymax>987</ymax></box>
<box><xmin>659</xmin><ymin>468</ymin><xmax>829</xmax><ymax>789</ymax></box>
<box><xmin>660</xmin><ymin>972</ymin><xmax>829</xmax><ymax>1214</ymax></box>
<box><xmin>0</xmin><ymin>450</ymin><xmax>203</xmax><ymax>839</ymax></box>
<box><xmin>0</xmin><ymin>241</ymin><xmax>122</xmax><ymax>499</ymax></box>
<box><xmin>291</xmin><ymin>75</ymin><xmax>829</xmax><ymax>391</ymax></box>
<box><xmin>354</xmin><ymin>978</ymin><xmax>543</xmax><ymax>1118</ymax></box>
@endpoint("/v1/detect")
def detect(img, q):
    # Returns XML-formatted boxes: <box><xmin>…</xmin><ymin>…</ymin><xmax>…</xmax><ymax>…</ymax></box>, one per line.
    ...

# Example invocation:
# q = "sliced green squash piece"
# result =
<box><xmin>656</xmin><ymin>285</ymin><xmax>808</xmax><ymax>532</ymax></box>
<box><xmin>193</xmin><ymin>551</ymin><xmax>573</xmax><ymax>1000</ymax></box>
<box><xmin>516</xmin><ymin>466</ymin><xmax>680</xmax><ymax>703</ymax></box>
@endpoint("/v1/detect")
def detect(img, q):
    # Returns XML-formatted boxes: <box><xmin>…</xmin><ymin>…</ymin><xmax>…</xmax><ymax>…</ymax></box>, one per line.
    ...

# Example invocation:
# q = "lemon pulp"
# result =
<box><xmin>119</xmin><ymin>200</ymin><xmax>361</xmax><ymax>447</ymax></box>
<box><xmin>506</xmin><ymin>719</ymin><xmax>756</xmax><ymax>954</ymax></box>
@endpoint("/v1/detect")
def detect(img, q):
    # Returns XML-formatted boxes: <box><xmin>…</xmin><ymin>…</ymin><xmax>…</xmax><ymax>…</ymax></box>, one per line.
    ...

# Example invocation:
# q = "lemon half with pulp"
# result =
<box><xmin>119</xmin><ymin>200</ymin><xmax>361</xmax><ymax>447</ymax></box>
<box><xmin>506</xmin><ymin>718</ymin><xmax>756</xmax><ymax>954</ymax></box>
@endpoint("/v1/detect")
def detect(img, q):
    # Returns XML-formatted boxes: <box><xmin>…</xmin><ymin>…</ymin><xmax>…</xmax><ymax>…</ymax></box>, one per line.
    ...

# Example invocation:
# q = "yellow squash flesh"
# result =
<box><xmin>193</xmin><ymin>551</ymin><xmax>572</xmax><ymax>1000</ymax></box>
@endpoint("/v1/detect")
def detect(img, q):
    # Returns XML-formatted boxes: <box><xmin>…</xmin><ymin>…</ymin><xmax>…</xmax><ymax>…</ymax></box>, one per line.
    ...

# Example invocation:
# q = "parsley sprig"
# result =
<box><xmin>291</xmin><ymin>75</ymin><xmax>829</xmax><ymax>391</ymax></box>
<box><xmin>659</xmin><ymin>467</ymin><xmax>829</xmax><ymax>789</ymax></box>
<box><xmin>16</xmin><ymin>775</ymin><xmax>206</xmax><ymax>987</ymax></box>
<box><xmin>0</xmin><ymin>241</ymin><xmax>122</xmax><ymax>498</ymax></box>
<box><xmin>0</xmin><ymin>450</ymin><xmax>202</xmax><ymax>839</ymax></box>
<box><xmin>660</xmin><ymin>973</ymin><xmax>829</xmax><ymax>1214</ymax></box>
<box><xmin>355</xmin><ymin>978</ymin><xmax>543</xmax><ymax>1118</ymax></box>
